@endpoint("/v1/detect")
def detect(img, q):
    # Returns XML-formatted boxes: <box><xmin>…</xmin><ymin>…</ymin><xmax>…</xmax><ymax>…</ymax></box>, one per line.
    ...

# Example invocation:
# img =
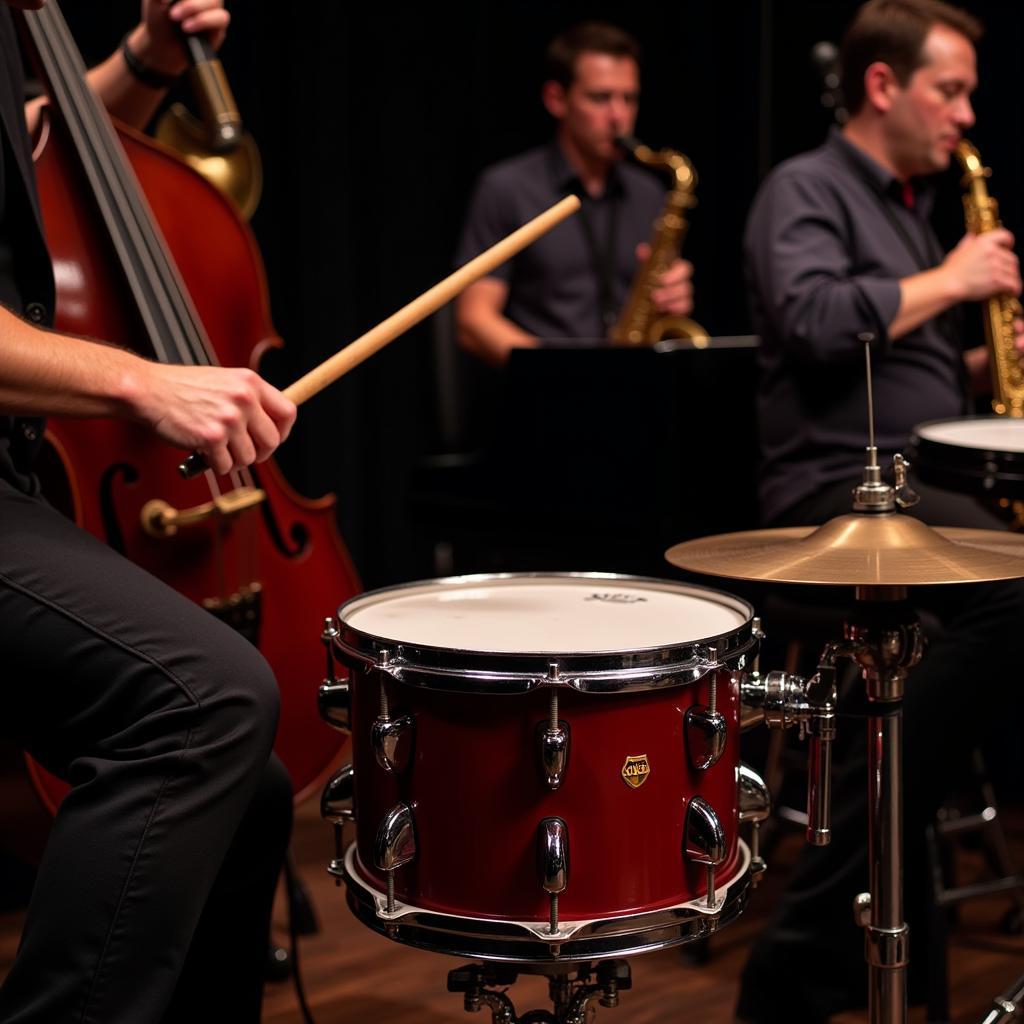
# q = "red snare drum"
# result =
<box><xmin>322</xmin><ymin>573</ymin><xmax>767</xmax><ymax>962</ymax></box>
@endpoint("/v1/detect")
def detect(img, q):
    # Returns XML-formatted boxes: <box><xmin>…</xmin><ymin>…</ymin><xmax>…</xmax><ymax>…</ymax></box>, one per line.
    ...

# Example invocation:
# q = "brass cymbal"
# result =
<box><xmin>665</xmin><ymin>513</ymin><xmax>1024</xmax><ymax>586</ymax></box>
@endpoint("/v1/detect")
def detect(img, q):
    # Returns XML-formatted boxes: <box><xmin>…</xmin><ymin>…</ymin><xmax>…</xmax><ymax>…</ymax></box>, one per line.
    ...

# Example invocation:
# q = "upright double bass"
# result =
<box><xmin>20</xmin><ymin>2</ymin><xmax>358</xmax><ymax>806</ymax></box>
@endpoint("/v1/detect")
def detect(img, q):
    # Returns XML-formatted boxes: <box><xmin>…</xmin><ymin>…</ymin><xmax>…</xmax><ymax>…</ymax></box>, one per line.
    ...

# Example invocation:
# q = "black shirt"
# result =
<box><xmin>0</xmin><ymin>6</ymin><xmax>57</xmax><ymax>491</ymax></box>
<box><xmin>745</xmin><ymin>127</ymin><xmax>966</xmax><ymax>523</ymax></box>
<box><xmin>455</xmin><ymin>141</ymin><xmax>664</xmax><ymax>343</ymax></box>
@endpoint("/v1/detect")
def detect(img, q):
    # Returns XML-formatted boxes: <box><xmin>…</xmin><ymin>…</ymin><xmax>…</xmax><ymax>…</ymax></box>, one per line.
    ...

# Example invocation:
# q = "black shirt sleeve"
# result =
<box><xmin>745</xmin><ymin>166</ymin><xmax>902</xmax><ymax>365</ymax></box>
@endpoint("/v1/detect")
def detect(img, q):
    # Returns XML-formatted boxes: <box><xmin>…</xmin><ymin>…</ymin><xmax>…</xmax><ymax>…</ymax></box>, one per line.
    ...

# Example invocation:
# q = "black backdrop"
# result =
<box><xmin>58</xmin><ymin>1</ymin><xmax>1024</xmax><ymax>587</ymax></box>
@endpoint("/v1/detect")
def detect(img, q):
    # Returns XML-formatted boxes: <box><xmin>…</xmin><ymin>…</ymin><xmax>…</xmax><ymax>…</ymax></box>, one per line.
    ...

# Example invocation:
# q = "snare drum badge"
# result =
<box><xmin>621</xmin><ymin>754</ymin><xmax>651</xmax><ymax>789</ymax></box>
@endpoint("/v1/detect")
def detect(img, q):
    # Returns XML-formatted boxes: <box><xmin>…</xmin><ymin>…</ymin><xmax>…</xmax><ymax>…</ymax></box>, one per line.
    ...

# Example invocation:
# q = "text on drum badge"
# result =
<box><xmin>621</xmin><ymin>754</ymin><xmax>651</xmax><ymax>788</ymax></box>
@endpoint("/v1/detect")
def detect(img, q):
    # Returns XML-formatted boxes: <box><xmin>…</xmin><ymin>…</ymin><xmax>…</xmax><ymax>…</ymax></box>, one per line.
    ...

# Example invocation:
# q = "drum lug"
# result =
<box><xmin>537</xmin><ymin>816</ymin><xmax>570</xmax><ymax>936</ymax></box>
<box><xmin>321</xmin><ymin>763</ymin><xmax>355</xmax><ymax>882</ymax></box>
<box><xmin>321</xmin><ymin>762</ymin><xmax>356</xmax><ymax>825</ymax></box>
<box><xmin>537</xmin><ymin>721</ymin><xmax>570</xmax><ymax>789</ymax></box>
<box><xmin>685</xmin><ymin>707</ymin><xmax>726</xmax><ymax>769</ymax></box>
<box><xmin>372</xmin><ymin>714</ymin><xmax>415</xmax><ymax>772</ymax></box>
<box><xmin>537</xmin><ymin>686</ymin><xmax>570</xmax><ymax>789</ymax></box>
<box><xmin>684</xmin><ymin>796</ymin><xmax>726</xmax><ymax>910</ymax></box>
<box><xmin>374</xmin><ymin>802</ymin><xmax>417</xmax><ymax>914</ymax></box>
<box><xmin>738</xmin><ymin>763</ymin><xmax>771</xmax><ymax>884</ymax></box>
<box><xmin>372</xmin><ymin>670</ymin><xmax>415</xmax><ymax>773</ymax></box>
<box><xmin>318</xmin><ymin>617</ymin><xmax>351</xmax><ymax>732</ymax></box>
<box><xmin>374</xmin><ymin>802</ymin><xmax>417</xmax><ymax>871</ymax></box>
<box><xmin>684</xmin><ymin>671</ymin><xmax>726</xmax><ymax>770</ymax></box>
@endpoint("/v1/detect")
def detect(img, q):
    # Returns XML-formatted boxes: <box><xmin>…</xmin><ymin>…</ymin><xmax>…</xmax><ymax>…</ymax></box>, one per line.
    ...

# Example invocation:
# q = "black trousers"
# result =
<box><xmin>736</xmin><ymin>477</ymin><xmax>1024</xmax><ymax>1023</ymax></box>
<box><xmin>0</xmin><ymin>479</ymin><xmax>292</xmax><ymax>1023</ymax></box>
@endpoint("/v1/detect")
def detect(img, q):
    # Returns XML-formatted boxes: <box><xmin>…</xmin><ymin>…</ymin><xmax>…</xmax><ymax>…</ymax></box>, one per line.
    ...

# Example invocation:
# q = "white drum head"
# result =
<box><xmin>917</xmin><ymin>418</ymin><xmax>1024</xmax><ymax>453</ymax></box>
<box><xmin>340</xmin><ymin>575</ymin><xmax>748</xmax><ymax>655</ymax></box>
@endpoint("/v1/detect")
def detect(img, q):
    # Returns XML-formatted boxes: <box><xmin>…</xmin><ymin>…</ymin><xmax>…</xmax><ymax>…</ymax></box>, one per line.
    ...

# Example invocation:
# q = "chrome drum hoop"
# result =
<box><xmin>331</xmin><ymin>572</ymin><xmax>757</xmax><ymax>695</ymax></box>
<box><xmin>335</xmin><ymin>840</ymin><xmax>752</xmax><ymax>964</ymax></box>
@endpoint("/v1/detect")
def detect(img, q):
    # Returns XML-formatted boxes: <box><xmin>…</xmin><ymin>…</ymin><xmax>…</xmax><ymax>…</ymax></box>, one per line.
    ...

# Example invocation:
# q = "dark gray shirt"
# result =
<box><xmin>455</xmin><ymin>141</ymin><xmax>664</xmax><ymax>343</ymax></box>
<box><xmin>746</xmin><ymin>127</ymin><xmax>966</xmax><ymax>523</ymax></box>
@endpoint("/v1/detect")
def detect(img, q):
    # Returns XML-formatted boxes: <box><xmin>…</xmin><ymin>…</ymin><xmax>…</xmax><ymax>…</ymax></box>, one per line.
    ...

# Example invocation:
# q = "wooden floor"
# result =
<box><xmin>3</xmin><ymin>799</ymin><xmax>1024</xmax><ymax>1023</ymax></box>
<box><xmin>258</xmin><ymin>803</ymin><xmax>1024</xmax><ymax>1024</ymax></box>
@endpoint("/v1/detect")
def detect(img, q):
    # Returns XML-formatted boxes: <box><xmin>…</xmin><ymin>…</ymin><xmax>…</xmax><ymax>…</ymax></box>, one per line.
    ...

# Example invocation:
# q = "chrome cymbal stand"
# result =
<box><xmin>842</xmin><ymin>589</ymin><xmax>924</xmax><ymax>1024</ymax></box>
<box><xmin>846</xmin><ymin>344</ymin><xmax>925</xmax><ymax>1023</ymax></box>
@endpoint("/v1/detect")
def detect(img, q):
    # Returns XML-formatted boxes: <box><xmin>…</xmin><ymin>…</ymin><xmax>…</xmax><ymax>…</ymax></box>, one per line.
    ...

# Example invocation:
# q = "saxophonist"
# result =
<box><xmin>454</xmin><ymin>22</ymin><xmax>694</xmax><ymax>366</ymax></box>
<box><xmin>737</xmin><ymin>2</ymin><xmax>1024</xmax><ymax>1021</ymax></box>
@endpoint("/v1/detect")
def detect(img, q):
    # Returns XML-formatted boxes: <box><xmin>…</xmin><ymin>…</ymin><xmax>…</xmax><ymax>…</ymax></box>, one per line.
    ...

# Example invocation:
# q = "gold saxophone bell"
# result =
<box><xmin>154</xmin><ymin>31</ymin><xmax>263</xmax><ymax>220</ymax></box>
<box><xmin>610</xmin><ymin>135</ymin><xmax>709</xmax><ymax>347</ymax></box>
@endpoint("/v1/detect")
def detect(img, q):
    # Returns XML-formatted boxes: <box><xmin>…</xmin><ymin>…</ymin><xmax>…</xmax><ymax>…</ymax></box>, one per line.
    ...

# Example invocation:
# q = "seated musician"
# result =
<box><xmin>0</xmin><ymin>2</ymin><xmax>295</xmax><ymax>1021</ymax></box>
<box><xmin>736</xmin><ymin>1</ymin><xmax>1024</xmax><ymax>1020</ymax></box>
<box><xmin>453</xmin><ymin>21</ymin><xmax>694</xmax><ymax>366</ymax></box>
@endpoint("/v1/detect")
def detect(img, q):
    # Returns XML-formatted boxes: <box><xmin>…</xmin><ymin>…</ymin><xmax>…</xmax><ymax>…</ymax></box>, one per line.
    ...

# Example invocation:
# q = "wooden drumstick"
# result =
<box><xmin>179</xmin><ymin>193</ymin><xmax>581</xmax><ymax>478</ymax></box>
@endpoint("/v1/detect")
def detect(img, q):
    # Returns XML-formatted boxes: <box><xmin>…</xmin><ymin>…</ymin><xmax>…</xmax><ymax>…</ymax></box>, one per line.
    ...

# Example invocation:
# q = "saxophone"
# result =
<box><xmin>954</xmin><ymin>139</ymin><xmax>1024</xmax><ymax>417</ymax></box>
<box><xmin>610</xmin><ymin>136</ymin><xmax>709</xmax><ymax>347</ymax></box>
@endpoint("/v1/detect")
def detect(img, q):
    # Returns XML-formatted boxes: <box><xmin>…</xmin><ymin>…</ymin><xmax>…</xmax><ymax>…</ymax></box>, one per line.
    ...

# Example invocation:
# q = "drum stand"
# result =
<box><xmin>446</xmin><ymin>959</ymin><xmax>631</xmax><ymax>1024</ymax></box>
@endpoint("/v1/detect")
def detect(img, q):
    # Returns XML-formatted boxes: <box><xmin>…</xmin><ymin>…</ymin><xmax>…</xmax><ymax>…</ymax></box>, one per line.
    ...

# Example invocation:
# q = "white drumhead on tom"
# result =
<box><xmin>340</xmin><ymin>574</ymin><xmax>748</xmax><ymax>655</ymax></box>
<box><xmin>916</xmin><ymin>418</ymin><xmax>1024</xmax><ymax>452</ymax></box>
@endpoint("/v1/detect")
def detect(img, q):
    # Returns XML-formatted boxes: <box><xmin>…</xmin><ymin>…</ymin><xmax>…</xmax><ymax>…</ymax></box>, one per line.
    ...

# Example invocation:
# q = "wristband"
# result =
<box><xmin>121</xmin><ymin>33</ymin><xmax>179</xmax><ymax>90</ymax></box>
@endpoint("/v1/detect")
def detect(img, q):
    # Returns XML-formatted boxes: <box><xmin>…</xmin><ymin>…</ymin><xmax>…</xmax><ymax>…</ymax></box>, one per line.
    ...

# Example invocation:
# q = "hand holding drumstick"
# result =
<box><xmin>179</xmin><ymin>194</ymin><xmax>581</xmax><ymax>478</ymax></box>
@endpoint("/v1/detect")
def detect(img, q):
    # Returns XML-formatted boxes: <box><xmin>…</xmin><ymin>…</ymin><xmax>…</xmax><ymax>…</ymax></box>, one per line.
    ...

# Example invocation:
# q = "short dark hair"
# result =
<box><xmin>544</xmin><ymin>22</ymin><xmax>641</xmax><ymax>90</ymax></box>
<box><xmin>840</xmin><ymin>0</ymin><xmax>982</xmax><ymax>114</ymax></box>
